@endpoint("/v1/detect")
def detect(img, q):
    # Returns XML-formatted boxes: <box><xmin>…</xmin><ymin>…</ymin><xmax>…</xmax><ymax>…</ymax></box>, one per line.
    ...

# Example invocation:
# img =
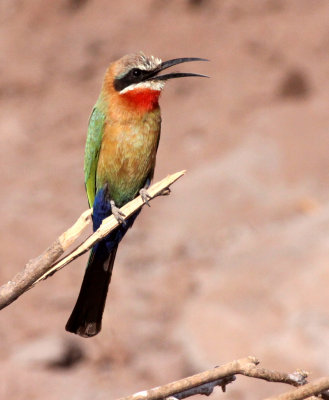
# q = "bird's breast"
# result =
<box><xmin>120</xmin><ymin>89</ymin><xmax>161</xmax><ymax>113</ymax></box>
<box><xmin>96</xmin><ymin>111</ymin><xmax>161</xmax><ymax>206</ymax></box>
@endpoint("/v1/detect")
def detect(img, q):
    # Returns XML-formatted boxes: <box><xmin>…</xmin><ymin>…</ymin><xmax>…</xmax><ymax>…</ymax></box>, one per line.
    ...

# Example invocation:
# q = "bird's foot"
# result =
<box><xmin>140</xmin><ymin>188</ymin><xmax>152</xmax><ymax>207</ymax></box>
<box><xmin>110</xmin><ymin>200</ymin><xmax>126</xmax><ymax>224</ymax></box>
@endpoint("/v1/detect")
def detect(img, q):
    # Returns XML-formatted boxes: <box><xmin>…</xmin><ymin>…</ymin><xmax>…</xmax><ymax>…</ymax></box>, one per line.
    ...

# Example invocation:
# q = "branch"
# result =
<box><xmin>117</xmin><ymin>356</ymin><xmax>329</xmax><ymax>400</ymax></box>
<box><xmin>0</xmin><ymin>208</ymin><xmax>92</xmax><ymax>310</ymax></box>
<box><xmin>0</xmin><ymin>170</ymin><xmax>186</xmax><ymax>310</ymax></box>
<box><xmin>264</xmin><ymin>378</ymin><xmax>329</xmax><ymax>400</ymax></box>
<box><xmin>117</xmin><ymin>357</ymin><xmax>310</xmax><ymax>400</ymax></box>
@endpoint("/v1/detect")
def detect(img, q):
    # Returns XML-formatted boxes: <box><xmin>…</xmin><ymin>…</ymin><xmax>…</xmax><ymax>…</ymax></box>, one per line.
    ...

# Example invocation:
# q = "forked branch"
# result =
<box><xmin>0</xmin><ymin>170</ymin><xmax>186</xmax><ymax>310</ymax></box>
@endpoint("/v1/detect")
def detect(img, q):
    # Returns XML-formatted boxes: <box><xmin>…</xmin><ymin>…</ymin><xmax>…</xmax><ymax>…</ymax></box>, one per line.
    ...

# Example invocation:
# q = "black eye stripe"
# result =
<box><xmin>114</xmin><ymin>68</ymin><xmax>150</xmax><ymax>91</ymax></box>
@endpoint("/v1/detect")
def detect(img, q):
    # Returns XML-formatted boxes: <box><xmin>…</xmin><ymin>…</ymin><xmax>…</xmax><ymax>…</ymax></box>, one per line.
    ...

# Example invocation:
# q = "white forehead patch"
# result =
<box><xmin>120</xmin><ymin>80</ymin><xmax>165</xmax><ymax>94</ymax></box>
<box><xmin>136</xmin><ymin>52</ymin><xmax>162</xmax><ymax>71</ymax></box>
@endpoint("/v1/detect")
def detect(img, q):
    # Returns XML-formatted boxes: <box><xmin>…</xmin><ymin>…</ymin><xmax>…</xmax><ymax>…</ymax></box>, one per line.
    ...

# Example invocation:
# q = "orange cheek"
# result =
<box><xmin>121</xmin><ymin>89</ymin><xmax>161</xmax><ymax>112</ymax></box>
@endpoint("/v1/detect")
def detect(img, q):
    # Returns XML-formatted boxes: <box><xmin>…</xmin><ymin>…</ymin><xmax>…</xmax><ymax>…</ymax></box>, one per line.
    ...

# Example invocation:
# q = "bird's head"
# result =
<box><xmin>105</xmin><ymin>52</ymin><xmax>208</xmax><ymax>112</ymax></box>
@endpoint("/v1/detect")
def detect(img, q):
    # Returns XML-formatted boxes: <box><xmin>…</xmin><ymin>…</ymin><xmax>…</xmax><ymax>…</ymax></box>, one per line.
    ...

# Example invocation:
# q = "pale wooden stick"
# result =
<box><xmin>0</xmin><ymin>209</ymin><xmax>92</xmax><ymax>310</ymax></box>
<box><xmin>59</xmin><ymin>209</ymin><xmax>92</xmax><ymax>251</ymax></box>
<box><xmin>0</xmin><ymin>170</ymin><xmax>185</xmax><ymax>309</ymax></box>
<box><xmin>34</xmin><ymin>170</ymin><xmax>185</xmax><ymax>284</ymax></box>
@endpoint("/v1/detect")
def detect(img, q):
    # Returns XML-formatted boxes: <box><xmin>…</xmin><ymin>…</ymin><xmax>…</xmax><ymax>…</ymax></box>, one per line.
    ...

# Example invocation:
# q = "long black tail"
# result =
<box><xmin>65</xmin><ymin>241</ymin><xmax>118</xmax><ymax>338</ymax></box>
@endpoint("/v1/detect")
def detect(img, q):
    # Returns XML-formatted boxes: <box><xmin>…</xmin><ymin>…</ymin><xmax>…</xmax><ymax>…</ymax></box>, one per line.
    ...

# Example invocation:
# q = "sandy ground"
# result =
<box><xmin>1</xmin><ymin>1</ymin><xmax>329</xmax><ymax>399</ymax></box>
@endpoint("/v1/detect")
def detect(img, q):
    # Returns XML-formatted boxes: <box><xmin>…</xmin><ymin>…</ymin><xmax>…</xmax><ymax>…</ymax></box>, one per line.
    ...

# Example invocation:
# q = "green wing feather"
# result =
<box><xmin>84</xmin><ymin>105</ymin><xmax>106</xmax><ymax>208</ymax></box>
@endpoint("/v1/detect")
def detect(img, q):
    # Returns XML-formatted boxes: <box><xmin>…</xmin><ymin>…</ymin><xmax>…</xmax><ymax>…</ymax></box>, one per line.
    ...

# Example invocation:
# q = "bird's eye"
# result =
<box><xmin>131</xmin><ymin>68</ymin><xmax>142</xmax><ymax>77</ymax></box>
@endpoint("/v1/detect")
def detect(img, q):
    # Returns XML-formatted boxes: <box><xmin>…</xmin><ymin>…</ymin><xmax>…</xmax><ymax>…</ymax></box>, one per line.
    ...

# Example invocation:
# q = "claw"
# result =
<box><xmin>140</xmin><ymin>188</ymin><xmax>152</xmax><ymax>207</ymax></box>
<box><xmin>110</xmin><ymin>200</ymin><xmax>126</xmax><ymax>223</ymax></box>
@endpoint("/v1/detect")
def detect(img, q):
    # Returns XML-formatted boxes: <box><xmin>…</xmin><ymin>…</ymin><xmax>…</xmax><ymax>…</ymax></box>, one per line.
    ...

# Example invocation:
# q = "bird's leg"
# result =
<box><xmin>140</xmin><ymin>184</ymin><xmax>171</xmax><ymax>206</ymax></box>
<box><xmin>110</xmin><ymin>200</ymin><xmax>126</xmax><ymax>224</ymax></box>
<box><xmin>139</xmin><ymin>178</ymin><xmax>152</xmax><ymax>207</ymax></box>
<box><xmin>139</xmin><ymin>188</ymin><xmax>152</xmax><ymax>207</ymax></box>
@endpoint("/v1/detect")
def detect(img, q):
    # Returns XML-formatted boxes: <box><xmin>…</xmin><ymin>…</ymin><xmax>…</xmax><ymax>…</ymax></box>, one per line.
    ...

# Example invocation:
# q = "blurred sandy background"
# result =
<box><xmin>1</xmin><ymin>0</ymin><xmax>329</xmax><ymax>399</ymax></box>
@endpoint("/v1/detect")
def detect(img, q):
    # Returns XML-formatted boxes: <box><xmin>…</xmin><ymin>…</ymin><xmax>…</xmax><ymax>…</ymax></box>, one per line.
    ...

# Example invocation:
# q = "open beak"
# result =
<box><xmin>146</xmin><ymin>57</ymin><xmax>209</xmax><ymax>81</ymax></box>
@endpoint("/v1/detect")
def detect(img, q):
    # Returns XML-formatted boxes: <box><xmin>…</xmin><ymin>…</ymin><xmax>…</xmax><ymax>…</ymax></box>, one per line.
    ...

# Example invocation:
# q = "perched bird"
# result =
<box><xmin>65</xmin><ymin>52</ymin><xmax>207</xmax><ymax>337</ymax></box>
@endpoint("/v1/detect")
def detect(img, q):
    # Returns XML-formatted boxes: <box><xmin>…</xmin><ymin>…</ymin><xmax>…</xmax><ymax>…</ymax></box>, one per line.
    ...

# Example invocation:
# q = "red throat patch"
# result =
<box><xmin>121</xmin><ymin>88</ymin><xmax>161</xmax><ymax>112</ymax></box>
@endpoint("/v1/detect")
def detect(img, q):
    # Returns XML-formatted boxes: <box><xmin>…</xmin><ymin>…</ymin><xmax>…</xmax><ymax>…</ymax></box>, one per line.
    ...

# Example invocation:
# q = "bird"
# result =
<box><xmin>65</xmin><ymin>52</ymin><xmax>208</xmax><ymax>337</ymax></box>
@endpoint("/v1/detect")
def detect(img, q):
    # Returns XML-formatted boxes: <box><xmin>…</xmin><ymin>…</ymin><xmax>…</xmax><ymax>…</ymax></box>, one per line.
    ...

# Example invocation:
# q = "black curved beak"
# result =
<box><xmin>145</xmin><ymin>57</ymin><xmax>209</xmax><ymax>81</ymax></box>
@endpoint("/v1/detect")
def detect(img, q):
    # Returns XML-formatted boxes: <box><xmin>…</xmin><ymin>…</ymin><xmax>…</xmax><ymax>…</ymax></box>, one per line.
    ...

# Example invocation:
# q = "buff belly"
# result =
<box><xmin>96</xmin><ymin>116</ymin><xmax>160</xmax><ymax>207</ymax></box>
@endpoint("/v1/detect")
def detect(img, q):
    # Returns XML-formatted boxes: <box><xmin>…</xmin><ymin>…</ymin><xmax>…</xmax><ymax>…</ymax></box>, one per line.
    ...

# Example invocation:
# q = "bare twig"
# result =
<box><xmin>265</xmin><ymin>377</ymin><xmax>329</xmax><ymax>400</ymax></box>
<box><xmin>34</xmin><ymin>170</ymin><xmax>185</xmax><ymax>284</ymax></box>
<box><xmin>0</xmin><ymin>170</ymin><xmax>186</xmax><ymax>310</ymax></box>
<box><xmin>241</xmin><ymin>364</ymin><xmax>307</xmax><ymax>387</ymax></box>
<box><xmin>117</xmin><ymin>357</ymin><xmax>309</xmax><ymax>400</ymax></box>
<box><xmin>0</xmin><ymin>240</ymin><xmax>63</xmax><ymax>310</ymax></box>
<box><xmin>0</xmin><ymin>209</ymin><xmax>93</xmax><ymax>310</ymax></box>
<box><xmin>117</xmin><ymin>356</ymin><xmax>329</xmax><ymax>400</ymax></box>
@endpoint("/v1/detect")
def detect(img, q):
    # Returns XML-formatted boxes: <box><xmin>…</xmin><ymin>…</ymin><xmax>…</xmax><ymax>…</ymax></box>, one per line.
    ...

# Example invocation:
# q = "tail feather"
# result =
<box><xmin>65</xmin><ymin>242</ymin><xmax>118</xmax><ymax>337</ymax></box>
<box><xmin>66</xmin><ymin>201</ymin><xmax>141</xmax><ymax>338</ymax></box>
